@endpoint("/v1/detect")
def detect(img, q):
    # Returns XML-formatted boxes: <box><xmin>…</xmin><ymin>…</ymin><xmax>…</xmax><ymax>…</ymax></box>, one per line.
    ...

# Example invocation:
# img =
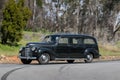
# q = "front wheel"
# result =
<box><xmin>84</xmin><ymin>54</ymin><xmax>93</xmax><ymax>63</ymax></box>
<box><xmin>38</xmin><ymin>53</ymin><xmax>50</xmax><ymax>64</ymax></box>
<box><xmin>21</xmin><ymin>59</ymin><xmax>32</xmax><ymax>64</ymax></box>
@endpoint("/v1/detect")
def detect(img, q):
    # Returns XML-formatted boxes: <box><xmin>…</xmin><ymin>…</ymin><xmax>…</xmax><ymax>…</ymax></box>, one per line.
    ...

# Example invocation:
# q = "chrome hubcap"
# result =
<box><xmin>39</xmin><ymin>53</ymin><xmax>49</xmax><ymax>63</ymax></box>
<box><xmin>41</xmin><ymin>55</ymin><xmax>48</xmax><ymax>61</ymax></box>
<box><xmin>86</xmin><ymin>54</ymin><xmax>93</xmax><ymax>61</ymax></box>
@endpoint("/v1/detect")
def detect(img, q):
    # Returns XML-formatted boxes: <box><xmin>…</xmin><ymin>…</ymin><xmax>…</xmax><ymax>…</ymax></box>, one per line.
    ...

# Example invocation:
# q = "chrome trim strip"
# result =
<box><xmin>19</xmin><ymin>56</ymin><xmax>37</xmax><ymax>59</ymax></box>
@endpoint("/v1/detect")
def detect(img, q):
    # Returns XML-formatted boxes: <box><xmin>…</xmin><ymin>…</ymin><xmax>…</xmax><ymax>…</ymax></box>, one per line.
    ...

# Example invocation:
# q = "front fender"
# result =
<box><xmin>37</xmin><ymin>48</ymin><xmax>55</xmax><ymax>59</ymax></box>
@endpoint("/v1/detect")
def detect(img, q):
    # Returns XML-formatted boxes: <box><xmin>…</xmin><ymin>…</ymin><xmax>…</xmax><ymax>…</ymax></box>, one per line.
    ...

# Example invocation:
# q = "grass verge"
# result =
<box><xmin>0</xmin><ymin>44</ymin><xmax>20</xmax><ymax>56</ymax></box>
<box><xmin>0</xmin><ymin>31</ymin><xmax>120</xmax><ymax>56</ymax></box>
<box><xmin>0</xmin><ymin>31</ymin><xmax>51</xmax><ymax>56</ymax></box>
<box><xmin>99</xmin><ymin>43</ymin><xmax>120</xmax><ymax>56</ymax></box>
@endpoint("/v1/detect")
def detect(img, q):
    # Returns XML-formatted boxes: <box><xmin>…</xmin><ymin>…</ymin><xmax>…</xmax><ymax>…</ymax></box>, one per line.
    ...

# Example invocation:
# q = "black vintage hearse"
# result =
<box><xmin>19</xmin><ymin>33</ymin><xmax>100</xmax><ymax>64</ymax></box>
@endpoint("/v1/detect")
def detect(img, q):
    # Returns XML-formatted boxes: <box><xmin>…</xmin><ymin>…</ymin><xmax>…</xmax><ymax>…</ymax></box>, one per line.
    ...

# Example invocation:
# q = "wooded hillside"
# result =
<box><xmin>0</xmin><ymin>0</ymin><xmax>120</xmax><ymax>43</ymax></box>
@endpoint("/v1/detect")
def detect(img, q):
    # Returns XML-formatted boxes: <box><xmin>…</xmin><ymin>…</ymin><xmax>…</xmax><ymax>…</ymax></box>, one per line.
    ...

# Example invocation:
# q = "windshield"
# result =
<box><xmin>42</xmin><ymin>36</ymin><xmax>58</xmax><ymax>43</ymax></box>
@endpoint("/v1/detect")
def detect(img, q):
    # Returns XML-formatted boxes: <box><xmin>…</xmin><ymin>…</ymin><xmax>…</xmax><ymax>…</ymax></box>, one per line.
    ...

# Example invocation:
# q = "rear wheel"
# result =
<box><xmin>67</xmin><ymin>60</ymin><xmax>74</xmax><ymax>63</ymax></box>
<box><xmin>38</xmin><ymin>53</ymin><xmax>50</xmax><ymax>64</ymax></box>
<box><xmin>84</xmin><ymin>54</ymin><xmax>93</xmax><ymax>63</ymax></box>
<box><xmin>21</xmin><ymin>59</ymin><xmax>32</xmax><ymax>64</ymax></box>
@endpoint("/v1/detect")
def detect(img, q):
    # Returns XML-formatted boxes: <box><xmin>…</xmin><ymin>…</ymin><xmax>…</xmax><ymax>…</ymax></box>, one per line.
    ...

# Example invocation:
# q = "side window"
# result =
<box><xmin>84</xmin><ymin>38</ymin><xmax>95</xmax><ymax>44</ymax></box>
<box><xmin>59</xmin><ymin>37</ymin><xmax>68</xmax><ymax>44</ymax></box>
<box><xmin>72</xmin><ymin>38</ymin><xmax>83</xmax><ymax>45</ymax></box>
<box><xmin>73</xmin><ymin>38</ymin><xmax>78</xmax><ymax>44</ymax></box>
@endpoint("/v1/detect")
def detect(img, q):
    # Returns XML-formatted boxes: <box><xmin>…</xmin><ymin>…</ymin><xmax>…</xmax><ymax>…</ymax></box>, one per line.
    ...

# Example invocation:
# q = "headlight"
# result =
<box><xmin>31</xmin><ymin>47</ymin><xmax>36</xmax><ymax>51</ymax></box>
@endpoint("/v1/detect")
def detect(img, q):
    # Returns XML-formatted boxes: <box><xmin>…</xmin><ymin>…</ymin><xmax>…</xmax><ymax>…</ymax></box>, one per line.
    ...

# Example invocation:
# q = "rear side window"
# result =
<box><xmin>84</xmin><ymin>38</ymin><xmax>95</xmax><ymax>44</ymax></box>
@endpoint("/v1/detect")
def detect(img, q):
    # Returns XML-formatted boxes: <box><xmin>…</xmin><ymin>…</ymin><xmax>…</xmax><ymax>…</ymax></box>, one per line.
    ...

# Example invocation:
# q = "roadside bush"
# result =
<box><xmin>1</xmin><ymin>0</ymin><xmax>31</xmax><ymax>45</ymax></box>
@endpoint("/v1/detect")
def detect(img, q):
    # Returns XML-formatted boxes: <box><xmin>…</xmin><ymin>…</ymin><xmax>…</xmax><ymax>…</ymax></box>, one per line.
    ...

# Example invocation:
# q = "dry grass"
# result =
<box><xmin>99</xmin><ymin>43</ymin><xmax>120</xmax><ymax>56</ymax></box>
<box><xmin>99</xmin><ymin>43</ymin><xmax>120</xmax><ymax>52</ymax></box>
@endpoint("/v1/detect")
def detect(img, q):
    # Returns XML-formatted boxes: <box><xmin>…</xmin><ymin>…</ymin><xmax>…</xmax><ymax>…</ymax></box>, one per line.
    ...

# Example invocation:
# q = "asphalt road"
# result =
<box><xmin>0</xmin><ymin>61</ymin><xmax>120</xmax><ymax>80</ymax></box>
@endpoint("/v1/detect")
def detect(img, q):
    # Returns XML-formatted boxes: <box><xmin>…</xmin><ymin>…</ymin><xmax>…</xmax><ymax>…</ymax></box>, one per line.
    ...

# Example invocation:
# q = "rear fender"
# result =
<box><xmin>84</xmin><ymin>48</ymin><xmax>97</xmax><ymax>58</ymax></box>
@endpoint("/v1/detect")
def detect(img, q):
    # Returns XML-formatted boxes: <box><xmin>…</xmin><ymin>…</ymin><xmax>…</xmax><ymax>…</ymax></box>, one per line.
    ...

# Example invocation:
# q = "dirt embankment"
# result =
<box><xmin>0</xmin><ymin>55</ymin><xmax>120</xmax><ymax>64</ymax></box>
<box><xmin>0</xmin><ymin>55</ymin><xmax>21</xmax><ymax>64</ymax></box>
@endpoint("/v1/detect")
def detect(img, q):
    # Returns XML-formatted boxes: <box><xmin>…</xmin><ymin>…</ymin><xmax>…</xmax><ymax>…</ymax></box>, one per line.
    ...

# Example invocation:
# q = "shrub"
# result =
<box><xmin>1</xmin><ymin>0</ymin><xmax>31</xmax><ymax>45</ymax></box>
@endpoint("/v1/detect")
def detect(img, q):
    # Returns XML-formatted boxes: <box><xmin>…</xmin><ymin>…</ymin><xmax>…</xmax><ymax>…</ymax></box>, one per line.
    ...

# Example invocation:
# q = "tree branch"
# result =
<box><xmin>113</xmin><ymin>20</ymin><xmax>120</xmax><ymax>34</ymax></box>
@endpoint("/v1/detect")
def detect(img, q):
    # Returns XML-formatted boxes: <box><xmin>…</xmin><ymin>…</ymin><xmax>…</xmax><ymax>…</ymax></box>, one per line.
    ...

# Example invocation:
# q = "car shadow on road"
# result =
<box><xmin>21</xmin><ymin>59</ymin><xmax>120</xmax><ymax>66</ymax></box>
<box><xmin>28</xmin><ymin>60</ymin><xmax>88</xmax><ymax>65</ymax></box>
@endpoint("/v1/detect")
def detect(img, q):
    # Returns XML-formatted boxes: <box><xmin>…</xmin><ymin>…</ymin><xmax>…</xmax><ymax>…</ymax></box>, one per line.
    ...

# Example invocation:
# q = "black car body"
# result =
<box><xmin>19</xmin><ymin>34</ymin><xmax>101</xmax><ymax>64</ymax></box>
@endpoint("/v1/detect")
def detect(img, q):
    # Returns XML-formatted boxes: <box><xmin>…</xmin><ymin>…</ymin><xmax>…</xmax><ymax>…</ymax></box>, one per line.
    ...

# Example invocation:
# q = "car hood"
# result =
<box><xmin>26</xmin><ymin>42</ymin><xmax>54</xmax><ymax>47</ymax></box>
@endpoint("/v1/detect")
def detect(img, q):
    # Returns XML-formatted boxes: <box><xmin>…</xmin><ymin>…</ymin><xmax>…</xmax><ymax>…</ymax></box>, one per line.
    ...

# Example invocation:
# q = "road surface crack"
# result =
<box><xmin>59</xmin><ymin>65</ymin><xmax>70</xmax><ymax>72</ymax></box>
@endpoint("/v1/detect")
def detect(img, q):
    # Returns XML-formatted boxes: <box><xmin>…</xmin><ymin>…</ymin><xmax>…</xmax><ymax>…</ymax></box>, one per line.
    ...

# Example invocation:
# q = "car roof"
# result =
<box><xmin>49</xmin><ymin>33</ymin><xmax>95</xmax><ymax>39</ymax></box>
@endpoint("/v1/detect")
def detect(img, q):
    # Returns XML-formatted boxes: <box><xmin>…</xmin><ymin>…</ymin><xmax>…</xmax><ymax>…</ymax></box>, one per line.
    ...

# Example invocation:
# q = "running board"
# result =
<box><xmin>55</xmin><ymin>58</ymin><xmax>83</xmax><ymax>61</ymax></box>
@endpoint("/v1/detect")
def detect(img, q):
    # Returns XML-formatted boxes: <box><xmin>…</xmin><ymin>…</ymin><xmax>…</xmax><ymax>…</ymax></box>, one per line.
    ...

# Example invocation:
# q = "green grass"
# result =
<box><xmin>0</xmin><ymin>31</ymin><xmax>120</xmax><ymax>56</ymax></box>
<box><xmin>18</xmin><ymin>31</ymin><xmax>52</xmax><ymax>45</ymax></box>
<box><xmin>0</xmin><ymin>31</ymin><xmax>52</xmax><ymax>56</ymax></box>
<box><xmin>0</xmin><ymin>44</ymin><xmax>20</xmax><ymax>56</ymax></box>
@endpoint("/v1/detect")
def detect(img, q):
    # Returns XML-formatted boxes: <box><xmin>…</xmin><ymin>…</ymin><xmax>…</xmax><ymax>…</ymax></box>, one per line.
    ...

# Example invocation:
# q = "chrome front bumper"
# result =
<box><xmin>18</xmin><ymin>54</ymin><xmax>37</xmax><ymax>60</ymax></box>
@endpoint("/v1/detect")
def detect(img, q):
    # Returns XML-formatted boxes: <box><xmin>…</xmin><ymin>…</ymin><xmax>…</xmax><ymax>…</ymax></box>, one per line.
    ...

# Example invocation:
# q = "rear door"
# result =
<box><xmin>55</xmin><ymin>37</ymin><xmax>70</xmax><ymax>58</ymax></box>
<box><xmin>69</xmin><ymin>37</ymin><xmax>85</xmax><ymax>58</ymax></box>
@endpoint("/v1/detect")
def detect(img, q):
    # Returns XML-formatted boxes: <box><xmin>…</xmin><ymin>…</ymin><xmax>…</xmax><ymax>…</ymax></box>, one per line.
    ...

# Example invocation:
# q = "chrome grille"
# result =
<box><xmin>25</xmin><ymin>47</ymin><xmax>32</xmax><ymax>57</ymax></box>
